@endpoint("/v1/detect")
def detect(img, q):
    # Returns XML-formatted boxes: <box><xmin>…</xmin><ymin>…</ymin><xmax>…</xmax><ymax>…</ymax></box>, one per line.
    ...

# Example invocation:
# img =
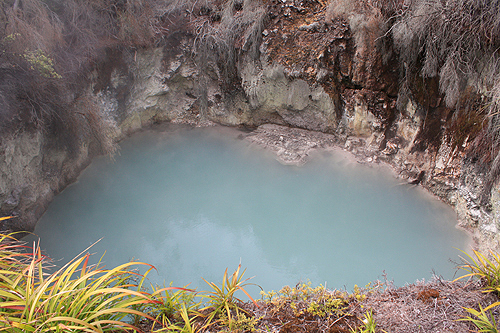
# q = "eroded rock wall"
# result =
<box><xmin>0</xmin><ymin>125</ymin><xmax>92</xmax><ymax>231</ymax></box>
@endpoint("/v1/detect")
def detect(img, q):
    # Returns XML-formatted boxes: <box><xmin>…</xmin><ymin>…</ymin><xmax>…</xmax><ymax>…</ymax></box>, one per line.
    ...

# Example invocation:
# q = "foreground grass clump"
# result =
<box><xmin>0</xmin><ymin>232</ymin><xmax>158</xmax><ymax>332</ymax></box>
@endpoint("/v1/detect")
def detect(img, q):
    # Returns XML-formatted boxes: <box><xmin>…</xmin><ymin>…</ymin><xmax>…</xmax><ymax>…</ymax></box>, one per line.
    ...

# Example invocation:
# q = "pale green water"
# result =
<box><xmin>29</xmin><ymin>125</ymin><xmax>470</xmax><ymax>295</ymax></box>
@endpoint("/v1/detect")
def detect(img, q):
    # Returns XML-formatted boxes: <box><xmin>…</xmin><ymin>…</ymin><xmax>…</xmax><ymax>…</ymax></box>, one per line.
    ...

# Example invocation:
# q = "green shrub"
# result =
<box><xmin>261</xmin><ymin>282</ymin><xmax>350</xmax><ymax>318</ymax></box>
<box><xmin>219</xmin><ymin>311</ymin><xmax>259</xmax><ymax>332</ymax></box>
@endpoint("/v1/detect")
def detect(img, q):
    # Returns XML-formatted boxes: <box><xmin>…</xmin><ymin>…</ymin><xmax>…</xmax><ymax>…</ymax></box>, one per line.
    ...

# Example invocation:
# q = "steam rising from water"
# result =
<box><xmin>30</xmin><ymin>126</ymin><xmax>470</xmax><ymax>294</ymax></box>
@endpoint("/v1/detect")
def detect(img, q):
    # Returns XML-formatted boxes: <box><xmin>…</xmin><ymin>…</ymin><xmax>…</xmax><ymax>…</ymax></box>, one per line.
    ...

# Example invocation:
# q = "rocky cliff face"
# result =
<box><xmin>0</xmin><ymin>0</ymin><xmax>498</xmax><ymax>251</ymax></box>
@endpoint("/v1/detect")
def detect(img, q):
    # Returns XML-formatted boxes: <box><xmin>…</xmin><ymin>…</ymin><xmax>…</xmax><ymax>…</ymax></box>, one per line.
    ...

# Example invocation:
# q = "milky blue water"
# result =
<box><xmin>28</xmin><ymin>125</ymin><xmax>470</xmax><ymax>296</ymax></box>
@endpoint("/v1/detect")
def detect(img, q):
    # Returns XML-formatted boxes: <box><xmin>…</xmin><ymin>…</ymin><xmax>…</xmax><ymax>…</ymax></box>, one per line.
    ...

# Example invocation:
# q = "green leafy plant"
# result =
<box><xmin>150</xmin><ymin>284</ymin><xmax>199</xmax><ymax>332</ymax></box>
<box><xmin>198</xmin><ymin>264</ymin><xmax>259</xmax><ymax>329</ymax></box>
<box><xmin>307</xmin><ymin>296</ymin><xmax>348</xmax><ymax>318</ymax></box>
<box><xmin>261</xmin><ymin>282</ymin><xmax>358</xmax><ymax>318</ymax></box>
<box><xmin>460</xmin><ymin>304</ymin><xmax>499</xmax><ymax>333</ymax></box>
<box><xmin>165</xmin><ymin>305</ymin><xmax>197</xmax><ymax>333</ymax></box>
<box><xmin>219</xmin><ymin>311</ymin><xmax>258</xmax><ymax>332</ymax></box>
<box><xmin>455</xmin><ymin>249</ymin><xmax>500</xmax><ymax>295</ymax></box>
<box><xmin>351</xmin><ymin>310</ymin><xmax>381</xmax><ymax>333</ymax></box>
<box><xmin>0</xmin><ymin>233</ymin><xmax>159</xmax><ymax>332</ymax></box>
<box><xmin>455</xmin><ymin>249</ymin><xmax>500</xmax><ymax>332</ymax></box>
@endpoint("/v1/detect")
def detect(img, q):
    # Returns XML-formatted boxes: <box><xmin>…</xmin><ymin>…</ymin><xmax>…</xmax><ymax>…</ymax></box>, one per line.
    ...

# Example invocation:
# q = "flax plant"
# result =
<box><xmin>454</xmin><ymin>249</ymin><xmax>500</xmax><ymax>332</ymax></box>
<box><xmin>351</xmin><ymin>310</ymin><xmax>383</xmax><ymax>333</ymax></box>
<box><xmin>460</xmin><ymin>304</ymin><xmax>499</xmax><ymax>333</ymax></box>
<box><xmin>455</xmin><ymin>249</ymin><xmax>500</xmax><ymax>295</ymax></box>
<box><xmin>198</xmin><ymin>264</ymin><xmax>259</xmax><ymax>328</ymax></box>
<box><xmin>150</xmin><ymin>284</ymin><xmax>199</xmax><ymax>332</ymax></box>
<box><xmin>0</xmin><ymin>232</ymin><xmax>159</xmax><ymax>332</ymax></box>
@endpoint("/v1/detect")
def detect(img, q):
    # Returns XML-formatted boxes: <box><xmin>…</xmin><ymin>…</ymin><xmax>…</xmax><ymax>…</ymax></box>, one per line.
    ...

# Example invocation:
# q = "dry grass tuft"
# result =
<box><xmin>192</xmin><ymin>0</ymin><xmax>266</xmax><ymax>85</ymax></box>
<box><xmin>391</xmin><ymin>0</ymin><xmax>500</xmax><ymax>202</ymax></box>
<box><xmin>363</xmin><ymin>277</ymin><xmax>497</xmax><ymax>332</ymax></box>
<box><xmin>326</xmin><ymin>0</ymin><xmax>387</xmax><ymax>57</ymax></box>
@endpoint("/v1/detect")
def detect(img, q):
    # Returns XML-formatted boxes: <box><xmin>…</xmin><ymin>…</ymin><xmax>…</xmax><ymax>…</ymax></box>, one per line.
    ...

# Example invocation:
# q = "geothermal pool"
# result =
<box><xmin>29</xmin><ymin>125</ymin><xmax>470</xmax><ymax>295</ymax></box>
